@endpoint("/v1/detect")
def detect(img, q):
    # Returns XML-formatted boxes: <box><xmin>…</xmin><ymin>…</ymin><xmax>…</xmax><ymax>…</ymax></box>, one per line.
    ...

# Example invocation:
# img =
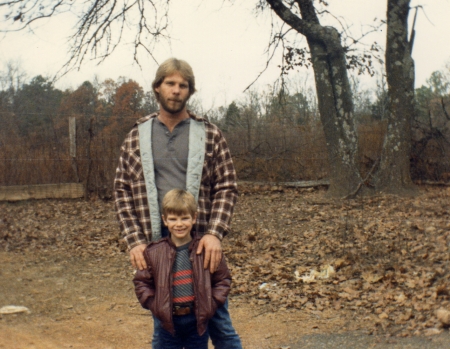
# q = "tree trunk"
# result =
<box><xmin>375</xmin><ymin>0</ymin><xmax>417</xmax><ymax>195</ymax></box>
<box><xmin>266</xmin><ymin>0</ymin><xmax>363</xmax><ymax>197</ymax></box>
<box><xmin>307</xmin><ymin>33</ymin><xmax>362</xmax><ymax>197</ymax></box>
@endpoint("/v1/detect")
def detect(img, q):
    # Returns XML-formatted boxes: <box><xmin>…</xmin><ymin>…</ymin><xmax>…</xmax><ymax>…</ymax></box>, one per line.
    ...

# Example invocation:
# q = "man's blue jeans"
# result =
<box><xmin>152</xmin><ymin>300</ymin><xmax>242</xmax><ymax>349</ymax></box>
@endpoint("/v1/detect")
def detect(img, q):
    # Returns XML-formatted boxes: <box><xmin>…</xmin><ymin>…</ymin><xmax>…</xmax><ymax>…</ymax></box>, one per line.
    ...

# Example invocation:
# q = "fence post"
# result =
<box><xmin>85</xmin><ymin>117</ymin><xmax>94</xmax><ymax>199</ymax></box>
<box><xmin>69</xmin><ymin>117</ymin><xmax>80</xmax><ymax>182</ymax></box>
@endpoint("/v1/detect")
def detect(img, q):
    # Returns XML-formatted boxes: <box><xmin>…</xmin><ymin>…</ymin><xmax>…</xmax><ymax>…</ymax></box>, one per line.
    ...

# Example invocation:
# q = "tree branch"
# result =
<box><xmin>1</xmin><ymin>0</ymin><xmax>170</xmax><ymax>74</ymax></box>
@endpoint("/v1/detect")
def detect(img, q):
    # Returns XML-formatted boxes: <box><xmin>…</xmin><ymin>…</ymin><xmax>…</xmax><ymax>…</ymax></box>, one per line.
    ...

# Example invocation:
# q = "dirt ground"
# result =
<box><xmin>1</xmin><ymin>185</ymin><xmax>450</xmax><ymax>348</ymax></box>
<box><xmin>0</xmin><ymin>250</ymin><xmax>359</xmax><ymax>349</ymax></box>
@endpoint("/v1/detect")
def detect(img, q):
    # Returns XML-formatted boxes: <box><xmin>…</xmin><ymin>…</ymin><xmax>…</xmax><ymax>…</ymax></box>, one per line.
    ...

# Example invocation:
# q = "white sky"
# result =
<box><xmin>0</xmin><ymin>0</ymin><xmax>449</xmax><ymax>108</ymax></box>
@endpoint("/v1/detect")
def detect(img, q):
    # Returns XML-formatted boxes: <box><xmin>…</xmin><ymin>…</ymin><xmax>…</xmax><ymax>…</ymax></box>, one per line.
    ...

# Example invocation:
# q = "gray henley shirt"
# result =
<box><xmin>152</xmin><ymin>117</ymin><xmax>190</xmax><ymax>211</ymax></box>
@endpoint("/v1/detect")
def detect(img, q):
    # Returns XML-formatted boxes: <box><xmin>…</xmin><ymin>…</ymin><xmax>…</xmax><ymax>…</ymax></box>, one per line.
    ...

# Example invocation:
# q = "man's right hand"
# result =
<box><xmin>130</xmin><ymin>244</ymin><xmax>148</xmax><ymax>270</ymax></box>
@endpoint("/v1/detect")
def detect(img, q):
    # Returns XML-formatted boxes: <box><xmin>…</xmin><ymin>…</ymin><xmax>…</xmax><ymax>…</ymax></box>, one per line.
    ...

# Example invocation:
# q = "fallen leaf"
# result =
<box><xmin>379</xmin><ymin>312</ymin><xmax>389</xmax><ymax>320</ymax></box>
<box><xmin>436</xmin><ymin>308</ymin><xmax>450</xmax><ymax>326</ymax></box>
<box><xmin>362</xmin><ymin>272</ymin><xmax>383</xmax><ymax>284</ymax></box>
<box><xmin>0</xmin><ymin>305</ymin><xmax>31</xmax><ymax>314</ymax></box>
<box><xmin>424</xmin><ymin>328</ymin><xmax>442</xmax><ymax>336</ymax></box>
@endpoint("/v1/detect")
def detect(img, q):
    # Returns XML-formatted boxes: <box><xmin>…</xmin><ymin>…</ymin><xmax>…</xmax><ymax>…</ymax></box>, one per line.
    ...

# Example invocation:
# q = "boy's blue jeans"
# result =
<box><xmin>152</xmin><ymin>300</ymin><xmax>242</xmax><ymax>349</ymax></box>
<box><xmin>158</xmin><ymin>312</ymin><xmax>208</xmax><ymax>349</ymax></box>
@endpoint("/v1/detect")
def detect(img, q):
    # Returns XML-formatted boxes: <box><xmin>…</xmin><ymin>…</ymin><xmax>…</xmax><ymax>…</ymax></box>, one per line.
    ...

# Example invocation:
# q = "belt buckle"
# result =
<box><xmin>173</xmin><ymin>305</ymin><xmax>191</xmax><ymax>316</ymax></box>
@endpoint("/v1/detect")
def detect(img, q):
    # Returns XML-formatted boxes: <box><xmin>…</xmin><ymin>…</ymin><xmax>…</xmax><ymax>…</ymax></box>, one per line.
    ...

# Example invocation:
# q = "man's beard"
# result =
<box><xmin>159</xmin><ymin>95</ymin><xmax>188</xmax><ymax>114</ymax></box>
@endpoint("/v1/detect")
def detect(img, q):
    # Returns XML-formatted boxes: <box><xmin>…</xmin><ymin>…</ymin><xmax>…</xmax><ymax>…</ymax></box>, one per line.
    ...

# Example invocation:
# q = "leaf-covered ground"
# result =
<box><xmin>1</xmin><ymin>184</ymin><xmax>450</xmax><ymax>347</ymax></box>
<box><xmin>228</xmin><ymin>185</ymin><xmax>450</xmax><ymax>337</ymax></box>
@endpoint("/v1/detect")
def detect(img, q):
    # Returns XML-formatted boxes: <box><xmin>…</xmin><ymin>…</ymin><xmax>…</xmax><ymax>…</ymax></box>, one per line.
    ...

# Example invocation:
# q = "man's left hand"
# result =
<box><xmin>197</xmin><ymin>234</ymin><xmax>222</xmax><ymax>273</ymax></box>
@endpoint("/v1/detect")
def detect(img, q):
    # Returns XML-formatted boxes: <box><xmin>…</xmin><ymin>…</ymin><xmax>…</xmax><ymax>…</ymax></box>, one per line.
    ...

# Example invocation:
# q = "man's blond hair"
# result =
<box><xmin>152</xmin><ymin>58</ymin><xmax>196</xmax><ymax>101</ymax></box>
<box><xmin>162</xmin><ymin>189</ymin><xmax>197</xmax><ymax>217</ymax></box>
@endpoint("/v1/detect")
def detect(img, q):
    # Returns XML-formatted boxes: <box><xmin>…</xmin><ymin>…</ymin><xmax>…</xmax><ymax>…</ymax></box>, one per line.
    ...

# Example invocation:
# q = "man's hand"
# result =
<box><xmin>197</xmin><ymin>234</ymin><xmax>222</xmax><ymax>273</ymax></box>
<box><xmin>130</xmin><ymin>244</ymin><xmax>148</xmax><ymax>270</ymax></box>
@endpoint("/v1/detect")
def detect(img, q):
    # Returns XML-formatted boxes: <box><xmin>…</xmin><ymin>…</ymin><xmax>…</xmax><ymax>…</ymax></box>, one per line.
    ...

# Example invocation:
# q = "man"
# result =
<box><xmin>114</xmin><ymin>58</ymin><xmax>242</xmax><ymax>349</ymax></box>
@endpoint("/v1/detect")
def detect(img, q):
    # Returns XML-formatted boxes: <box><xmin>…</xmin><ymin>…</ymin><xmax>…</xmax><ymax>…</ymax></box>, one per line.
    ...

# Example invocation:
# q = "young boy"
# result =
<box><xmin>133</xmin><ymin>189</ymin><xmax>233</xmax><ymax>349</ymax></box>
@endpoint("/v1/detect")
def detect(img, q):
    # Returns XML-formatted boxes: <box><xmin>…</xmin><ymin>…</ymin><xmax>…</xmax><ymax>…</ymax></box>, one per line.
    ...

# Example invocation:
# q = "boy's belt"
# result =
<box><xmin>173</xmin><ymin>303</ymin><xmax>194</xmax><ymax>316</ymax></box>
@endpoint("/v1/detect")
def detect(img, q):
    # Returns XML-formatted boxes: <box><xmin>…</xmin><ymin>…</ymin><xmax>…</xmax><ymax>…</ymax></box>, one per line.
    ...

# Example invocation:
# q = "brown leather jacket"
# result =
<box><xmin>133</xmin><ymin>236</ymin><xmax>231</xmax><ymax>336</ymax></box>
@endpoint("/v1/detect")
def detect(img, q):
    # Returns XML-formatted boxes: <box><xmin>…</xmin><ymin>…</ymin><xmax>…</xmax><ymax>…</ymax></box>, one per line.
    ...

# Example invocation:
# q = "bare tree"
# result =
<box><xmin>0</xmin><ymin>61</ymin><xmax>27</xmax><ymax>104</ymax></box>
<box><xmin>374</xmin><ymin>0</ymin><xmax>417</xmax><ymax>195</ymax></box>
<box><xmin>263</xmin><ymin>0</ymin><xmax>365</xmax><ymax>197</ymax></box>
<box><xmin>0</xmin><ymin>0</ymin><xmax>170</xmax><ymax>72</ymax></box>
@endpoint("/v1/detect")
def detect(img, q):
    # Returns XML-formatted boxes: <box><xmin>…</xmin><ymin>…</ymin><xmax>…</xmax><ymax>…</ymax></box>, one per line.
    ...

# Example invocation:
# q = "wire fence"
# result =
<box><xmin>0</xmin><ymin>114</ymin><xmax>449</xmax><ymax>200</ymax></box>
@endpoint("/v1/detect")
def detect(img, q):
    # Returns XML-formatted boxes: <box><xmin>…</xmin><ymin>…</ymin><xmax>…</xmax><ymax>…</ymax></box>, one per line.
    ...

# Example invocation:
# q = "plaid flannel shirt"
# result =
<box><xmin>114</xmin><ymin>112</ymin><xmax>238</xmax><ymax>249</ymax></box>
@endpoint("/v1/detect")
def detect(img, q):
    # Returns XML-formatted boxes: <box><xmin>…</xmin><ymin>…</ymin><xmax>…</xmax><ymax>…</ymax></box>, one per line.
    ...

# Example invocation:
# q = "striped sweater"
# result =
<box><xmin>172</xmin><ymin>242</ymin><xmax>194</xmax><ymax>304</ymax></box>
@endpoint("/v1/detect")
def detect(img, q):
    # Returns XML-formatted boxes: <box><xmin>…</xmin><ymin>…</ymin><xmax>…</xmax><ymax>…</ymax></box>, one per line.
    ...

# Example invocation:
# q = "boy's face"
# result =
<box><xmin>162</xmin><ymin>212</ymin><xmax>196</xmax><ymax>246</ymax></box>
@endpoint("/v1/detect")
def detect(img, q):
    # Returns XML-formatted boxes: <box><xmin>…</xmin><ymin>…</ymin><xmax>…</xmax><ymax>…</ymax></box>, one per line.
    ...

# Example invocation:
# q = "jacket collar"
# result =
<box><xmin>134</xmin><ymin>111</ymin><xmax>206</xmax><ymax>127</ymax></box>
<box><xmin>158</xmin><ymin>233</ymin><xmax>201</xmax><ymax>251</ymax></box>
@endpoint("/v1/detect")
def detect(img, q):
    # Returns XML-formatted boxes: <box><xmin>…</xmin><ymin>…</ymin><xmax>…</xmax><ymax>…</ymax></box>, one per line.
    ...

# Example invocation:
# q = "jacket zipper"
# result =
<box><xmin>190</xmin><ymin>250</ymin><xmax>200</xmax><ymax>326</ymax></box>
<box><xmin>169</xmin><ymin>246</ymin><xmax>176</xmax><ymax>327</ymax></box>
